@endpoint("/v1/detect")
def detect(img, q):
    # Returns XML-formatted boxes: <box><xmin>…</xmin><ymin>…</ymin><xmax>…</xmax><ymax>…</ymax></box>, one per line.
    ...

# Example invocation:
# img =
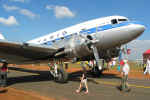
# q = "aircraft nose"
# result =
<box><xmin>135</xmin><ymin>24</ymin><xmax>146</xmax><ymax>33</ymax></box>
<box><xmin>130</xmin><ymin>22</ymin><xmax>146</xmax><ymax>37</ymax></box>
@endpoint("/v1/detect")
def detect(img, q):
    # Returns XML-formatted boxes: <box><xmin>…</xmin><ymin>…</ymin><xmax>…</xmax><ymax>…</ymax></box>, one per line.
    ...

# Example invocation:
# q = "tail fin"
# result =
<box><xmin>0</xmin><ymin>32</ymin><xmax>5</xmax><ymax>40</ymax></box>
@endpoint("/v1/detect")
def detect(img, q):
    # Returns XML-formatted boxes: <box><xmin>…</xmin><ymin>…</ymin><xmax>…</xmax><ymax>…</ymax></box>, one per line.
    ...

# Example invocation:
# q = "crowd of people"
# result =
<box><xmin>75</xmin><ymin>56</ymin><xmax>150</xmax><ymax>94</ymax></box>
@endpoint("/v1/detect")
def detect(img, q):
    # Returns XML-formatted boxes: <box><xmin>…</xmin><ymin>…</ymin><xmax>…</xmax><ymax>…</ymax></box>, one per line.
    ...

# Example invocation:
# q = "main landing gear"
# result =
<box><xmin>48</xmin><ymin>61</ymin><xmax>68</xmax><ymax>83</ymax></box>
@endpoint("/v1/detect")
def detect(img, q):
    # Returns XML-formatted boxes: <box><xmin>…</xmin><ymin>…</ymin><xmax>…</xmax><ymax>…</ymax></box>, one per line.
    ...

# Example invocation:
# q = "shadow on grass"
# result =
<box><xmin>0</xmin><ymin>89</ymin><xmax>8</xmax><ymax>94</ymax></box>
<box><xmin>68</xmin><ymin>69</ymin><xmax>121</xmax><ymax>83</ymax></box>
<box><xmin>7</xmin><ymin>67</ymin><xmax>53</xmax><ymax>86</ymax></box>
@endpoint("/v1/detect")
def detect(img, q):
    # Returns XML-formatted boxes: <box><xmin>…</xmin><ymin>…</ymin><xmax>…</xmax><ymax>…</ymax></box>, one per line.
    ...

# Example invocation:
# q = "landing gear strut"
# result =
<box><xmin>90</xmin><ymin>45</ymin><xmax>104</xmax><ymax>77</ymax></box>
<box><xmin>91</xmin><ymin>65</ymin><xmax>103</xmax><ymax>77</ymax></box>
<box><xmin>48</xmin><ymin>61</ymin><xmax>68</xmax><ymax>83</ymax></box>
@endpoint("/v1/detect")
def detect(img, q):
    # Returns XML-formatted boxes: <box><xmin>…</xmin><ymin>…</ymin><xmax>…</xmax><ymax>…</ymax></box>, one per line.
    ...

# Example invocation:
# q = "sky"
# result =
<box><xmin>0</xmin><ymin>0</ymin><xmax>149</xmax><ymax>42</ymax></box>
<box><xmin>128</xmin><ymin>40</ymin><xmax>150</xmax><ymax>60</ymax></box>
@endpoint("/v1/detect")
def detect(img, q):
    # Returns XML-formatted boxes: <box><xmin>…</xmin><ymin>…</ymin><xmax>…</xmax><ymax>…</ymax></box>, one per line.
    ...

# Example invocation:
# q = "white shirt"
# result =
<box><xmin>146</xmin><ymin>59</ymin><xmax>150</xmax><ymax>70</ymax></box>
<box><xmin>122</xmin><ymin>63</ymin><xmax>130</xmax><ymax>75</ymax></box>
<box><xmin>112</xmin><ymin>61</ymin><xmax>116</xmax><ymax>66</ymax></box>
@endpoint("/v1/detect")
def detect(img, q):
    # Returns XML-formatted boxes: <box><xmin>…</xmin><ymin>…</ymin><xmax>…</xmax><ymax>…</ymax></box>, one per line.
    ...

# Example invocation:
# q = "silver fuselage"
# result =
<box><xmin>54</xmin><ymin>21</ymin><xmax>145</xmax><ymax>60</ymax></box>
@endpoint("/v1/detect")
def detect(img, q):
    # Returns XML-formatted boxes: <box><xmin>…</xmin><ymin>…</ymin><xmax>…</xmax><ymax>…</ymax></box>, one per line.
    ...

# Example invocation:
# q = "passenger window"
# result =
<box><xmin>61</xmin><ymin>37</ymin><xmax>64</xmax><ymax>39</ymax></box>
<box><xmin>52</xmin><ymin>40</ymin><xmax>55</xmax><ymax>43</ymax></box>
<box><xmin>44</xmin><ymin>42</ymin><xmax>47</xmax><ymax>45</ymax></box>
<box><xmin>82</xmin><ymin>28</ymin><xmax>86</xmax><ymax>31</ymax></box>
<box><xmin>57</xmin><ymin>34</ymin><xmax>59</xmax><ymax>37</ymax></box>
<box><xmin>74</xmin><ymin>33</ymin><xmax>78</xmax><ymax>35</ymax></box>
<box><xmin>62</xmin><ymin>31</ymin><xmax>67</xmax><ymax>36</ymax></box>
<box><xmin>38</xmin><ymin>40</ymin><xmax>41</xmax><ymax>43</ymax></box>
<box><xmin>50</xmin><ymin>36</ymin><xmax>53</xmax><ymax>39</ymax></box>
<box><xmin>111</xmin><ymin>19</ymin><xmax>118</xmax><ymax>24</ymax></box>
<box><xmin>44</xmin><ymin>38</ymin><xmax>47</xmax><ymax>41</ymax></box>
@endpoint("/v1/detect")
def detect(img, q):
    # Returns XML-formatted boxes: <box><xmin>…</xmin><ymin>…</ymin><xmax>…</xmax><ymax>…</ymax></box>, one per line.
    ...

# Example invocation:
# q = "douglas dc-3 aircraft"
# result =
<box><xmin>0</xmin><ymin>16</ymin><xmax>145</xmax><ymax>83</ymax></box>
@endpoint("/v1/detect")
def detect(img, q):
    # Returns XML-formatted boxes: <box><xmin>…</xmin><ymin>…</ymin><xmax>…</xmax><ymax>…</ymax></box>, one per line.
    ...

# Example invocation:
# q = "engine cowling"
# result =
<box><xmin>63</xmin><ymin>35</ymin><xmax>92</xmax><ymax>58</ymax></box>
<box><xmin>54</xmin><ymin>34</ymin><xmax>120</xmax><ymax>62</ymax></box>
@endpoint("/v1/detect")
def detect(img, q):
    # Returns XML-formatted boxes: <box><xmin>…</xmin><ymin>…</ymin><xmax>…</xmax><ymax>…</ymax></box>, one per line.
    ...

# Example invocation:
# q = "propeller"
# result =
<box><xmin>79</xmin><ymin>34</ymin><xmax>102</xmax><ymax>70</ymax></box>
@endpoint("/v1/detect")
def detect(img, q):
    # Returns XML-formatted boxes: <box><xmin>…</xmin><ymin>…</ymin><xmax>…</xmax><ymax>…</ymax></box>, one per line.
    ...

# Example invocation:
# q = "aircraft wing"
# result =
<box><xmin>0</xmin><ymin>40</ymin><xmax>58</xmax><ymax>64</ymax></box>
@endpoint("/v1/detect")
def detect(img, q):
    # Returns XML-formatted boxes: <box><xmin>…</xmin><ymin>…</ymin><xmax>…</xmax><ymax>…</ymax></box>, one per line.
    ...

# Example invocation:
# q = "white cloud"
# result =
<box><xmin>46</xmin><ymin>5</ymin><xmax>75</xmax><ymax>18</ymax></box>
<box><xmin>19</xmin><ymin>9</ymin><xmax>38</xmax><ymax>19</ymax></box>
<box><xmin>3</xmin><ymin>5</ymin><xmax>38</xmax><ymax>19</ymax></box>
<box><xmin>55</xmin><ymin>6</ymin><xmax>75</xmax><ymax>18</ymax></box>
<box><xmin>3</xmin><ymin>4</ymin><xmax>19</xmax><ymax>11</ymax></box>
<box><xmin>9</xmin><ymin>0</ymin><xmax>25</xmax><ymax>3</ymax></box>
<box><xmin>46</xmin><ymin>5</ymin><xmax>53</xmax><ymax>10</ymax></box>
<box><xmin>0</xmin><ymin>16</ymin><xmax>18</xmax><ymax>26</ymax></box>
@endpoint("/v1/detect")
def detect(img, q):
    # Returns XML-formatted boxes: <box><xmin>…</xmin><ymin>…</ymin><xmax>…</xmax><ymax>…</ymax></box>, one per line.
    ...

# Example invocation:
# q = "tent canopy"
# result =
<box><xmin>143</xmin><ymin>49</ymin><xmax>150</xmax><ymax>55</ymax></box>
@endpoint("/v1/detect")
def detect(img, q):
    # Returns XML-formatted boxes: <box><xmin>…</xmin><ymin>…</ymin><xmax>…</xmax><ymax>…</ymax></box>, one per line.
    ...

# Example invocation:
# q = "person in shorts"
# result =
<box><xmin>120</xmin><ymin>59</ymin><xmax>131</xmax><ymax>92</ymax></box>
<box><xmin>76</xmin><ymin>72</ymin><xmax>89</xmax><ymax>94</ymax></box>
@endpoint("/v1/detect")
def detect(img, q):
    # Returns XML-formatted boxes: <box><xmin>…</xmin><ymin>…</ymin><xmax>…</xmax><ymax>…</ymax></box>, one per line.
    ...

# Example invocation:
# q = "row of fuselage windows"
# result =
<box><xmin>40</xmin><ymin>28</ymin><xmax>100</xmax><ymax>45</ymax></box>
<box><xmin>41</xmin><ymin>33</ymin><xmax>78</xmax><ymax>45</ymax></box>
<box><xmin>39</xmin><ymin>18</ymin><xmax>128</xmax><ymax>45</ymax></box>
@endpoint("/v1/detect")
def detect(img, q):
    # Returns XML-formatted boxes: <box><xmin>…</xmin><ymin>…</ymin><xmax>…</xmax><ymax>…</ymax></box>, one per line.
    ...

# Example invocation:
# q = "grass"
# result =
<box><xmin>28</xmin><ymin>61</ymin><xmax>145</xmax><ymax>72</ymax></box>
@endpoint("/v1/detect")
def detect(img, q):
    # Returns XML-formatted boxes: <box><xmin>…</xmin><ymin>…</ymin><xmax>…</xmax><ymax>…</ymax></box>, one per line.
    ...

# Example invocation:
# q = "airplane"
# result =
<box><xmin>0</xmin><ymin>15</ymin><xmax>145</xmax><ymax>83</ymax></box>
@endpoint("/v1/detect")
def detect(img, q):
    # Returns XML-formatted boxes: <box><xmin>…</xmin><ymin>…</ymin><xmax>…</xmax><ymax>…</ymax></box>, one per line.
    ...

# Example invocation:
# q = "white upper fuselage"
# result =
<box><xmin>27</xmin><ymin>16</ymin><xmax>128</xmax><ymax>44</ymax></box>
<box><xmin>27</xmin><ymin>15</ymin><xmax>145</xmax><ymax>50</ymax></box>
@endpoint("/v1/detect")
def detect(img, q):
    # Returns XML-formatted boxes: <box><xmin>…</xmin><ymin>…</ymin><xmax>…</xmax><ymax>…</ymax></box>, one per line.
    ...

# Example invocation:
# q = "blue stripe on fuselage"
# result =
<box><xmin>42</xmin><ymin>21</ymin><xmax>131</xmax><ymax>45</ymax></box>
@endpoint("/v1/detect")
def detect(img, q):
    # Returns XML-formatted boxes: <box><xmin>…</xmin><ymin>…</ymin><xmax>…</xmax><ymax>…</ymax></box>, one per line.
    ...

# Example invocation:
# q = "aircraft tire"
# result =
<box><xmin>54</xmin><ymin>68</ymin><xmax>68</xmax><ymax>83</ymax></box>
<box><xmin>91</xmin><ymin>66</ymin><xmax>103</xmax><ymax>77</ymax></box>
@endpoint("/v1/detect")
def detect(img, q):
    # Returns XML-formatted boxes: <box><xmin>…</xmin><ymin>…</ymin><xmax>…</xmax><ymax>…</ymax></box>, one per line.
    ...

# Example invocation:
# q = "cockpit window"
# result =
<box><xmin>111</xmin><ymin>19</ymin><xmax>118</xmax><ymax>24</ymax></box>
<box><xmin>118</xmin><ymin>19</ymin><xmax>128</xmax><ymax>21</ymax></box>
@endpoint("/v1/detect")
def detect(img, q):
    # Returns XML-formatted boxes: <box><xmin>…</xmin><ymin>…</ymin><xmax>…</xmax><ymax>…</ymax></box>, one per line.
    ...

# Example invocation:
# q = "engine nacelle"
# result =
<box><xmin>54</xmin><ymin>34</ymin><xmax>92</xmax><ymax>59</ymax></box>
<box><xmin>64</xmin><ymin>35</ymin><xmax>92</xmax><ymax>58</ymax></box>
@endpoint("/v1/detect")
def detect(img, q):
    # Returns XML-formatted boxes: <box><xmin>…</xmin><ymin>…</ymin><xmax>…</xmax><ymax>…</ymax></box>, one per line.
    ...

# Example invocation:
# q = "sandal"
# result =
<box><xmin>76</xmin><ymin>89</ymin><xmax>80</xmax><ymax>93</ymax></box>
<box><xmin>84</xmin><ymin>91</ymin><xmax>88</xmax><ymax>94</ymax></box>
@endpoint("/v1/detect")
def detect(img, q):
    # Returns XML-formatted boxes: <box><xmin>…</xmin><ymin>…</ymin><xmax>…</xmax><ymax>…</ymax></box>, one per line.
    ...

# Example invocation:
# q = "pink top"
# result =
<box><xmin>1</xmin><ymin>67</ymin><xmax>7</xmax><ymax>72</ymax></box>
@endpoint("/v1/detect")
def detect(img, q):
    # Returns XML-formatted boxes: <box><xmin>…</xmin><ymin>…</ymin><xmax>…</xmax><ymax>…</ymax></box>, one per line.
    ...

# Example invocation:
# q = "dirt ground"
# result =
<box><xmin>0</xmin><ymin>64</ymin><xmax>82</xmax><ymax>100</ymax></box>
<box><xmin>3</xmin><ymin>64</ymin><xmax>150</xmax><ymax>100</ymax></box>
<box><xmin>0</xmin><ymin>87</ymin><xmax>54</xmax><ymax>100</ymax></box>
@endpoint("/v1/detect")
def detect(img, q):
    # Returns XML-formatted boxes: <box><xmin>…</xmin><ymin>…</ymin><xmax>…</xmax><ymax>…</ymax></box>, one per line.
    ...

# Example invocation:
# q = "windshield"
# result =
<box><xmin>111</xmin><ymin>19</ymin><xmax>118</xmax><ymax>24</ymax></box>
<box><xmin>118</xmin><ymin>19</ymin><xmax>128</xmax><ymax>22</ymax></box>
